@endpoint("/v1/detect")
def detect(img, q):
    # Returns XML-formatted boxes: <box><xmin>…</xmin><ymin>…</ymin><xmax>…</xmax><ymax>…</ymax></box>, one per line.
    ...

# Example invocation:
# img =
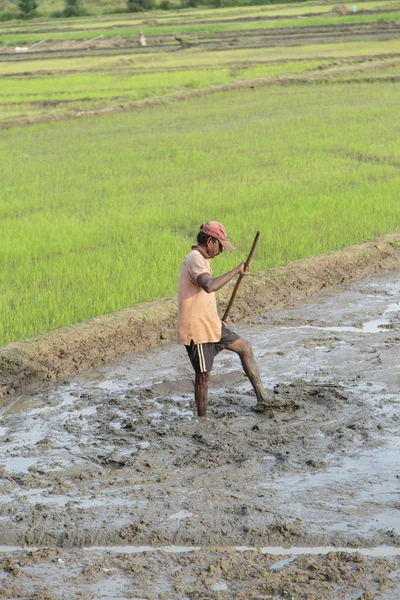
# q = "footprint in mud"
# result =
<box><xmin>183</xmin><ymin>380</ymin><xmax>370</xmax><ymax>472</ymax></box>
<box><xmin>214</xmin><ymin>379</ymin><xmax>359</xmax><ymax>416</ymax></box>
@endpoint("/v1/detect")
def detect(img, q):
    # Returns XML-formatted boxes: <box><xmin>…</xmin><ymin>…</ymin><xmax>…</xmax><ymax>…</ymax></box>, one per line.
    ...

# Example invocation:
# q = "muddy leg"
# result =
<box><xmin>195</xmin><ymin>371</ymin><xmax>210</xmax><ymax>418</ymax></box>
<box><xmin>226</xmin><ymin>338</ymin><xmax>276</xmax><ymax>411</ymax></box>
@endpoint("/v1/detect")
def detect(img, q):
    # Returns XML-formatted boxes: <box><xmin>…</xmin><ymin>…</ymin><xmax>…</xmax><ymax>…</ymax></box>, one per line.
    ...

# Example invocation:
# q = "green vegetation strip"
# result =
<box><xmin>2</xmin><ymin>39</ymin><xmax>400</xmax><ymax>74</ymax></box>
<box><xmin>1</xmin><ymin>11</ymin><xmax>400</xmax><ymax>44</ymax></box>
<box><xmin>0</xmin><ymin>81</ymin><xmax>399</xmax><ymax>345</ymax></box>
<box><xmin>0</xmin><ymin>61</ymin><xmax>323</xmax><ymax>111</ymax></box>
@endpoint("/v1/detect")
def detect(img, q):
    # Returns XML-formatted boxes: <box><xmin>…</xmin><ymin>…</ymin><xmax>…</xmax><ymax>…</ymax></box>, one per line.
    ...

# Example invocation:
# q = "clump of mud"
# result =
<box><xmin>332</xmin><ymin>3</ymin><xmax>351</xmax><ymax>15</ymax></box>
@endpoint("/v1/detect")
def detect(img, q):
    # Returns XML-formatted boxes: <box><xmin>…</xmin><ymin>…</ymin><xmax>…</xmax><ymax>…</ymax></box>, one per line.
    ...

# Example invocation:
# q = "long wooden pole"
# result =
<box><xmin>222</xmin><ymin>230</ymin><xmax>260</xmax><ymax>322</ymax></box>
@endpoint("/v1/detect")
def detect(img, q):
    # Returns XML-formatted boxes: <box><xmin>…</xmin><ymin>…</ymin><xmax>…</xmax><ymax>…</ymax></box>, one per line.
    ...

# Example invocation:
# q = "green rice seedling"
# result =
<box><xmin>0</xmin><ymin>81</ymin><xmax>399</xmax><ymax>344</ymax></box>
<box><xmin>0</xmin><ymin>58</ymin><xmax>333</xmax><ymax>123</ymax></box>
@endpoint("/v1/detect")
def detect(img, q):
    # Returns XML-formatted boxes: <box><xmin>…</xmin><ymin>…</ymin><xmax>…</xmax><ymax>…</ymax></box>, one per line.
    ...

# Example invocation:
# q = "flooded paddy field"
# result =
<box><xmin>0</xmin><ymin>270</ymin><xmax>399</xmax><ymax>598</ymax></box>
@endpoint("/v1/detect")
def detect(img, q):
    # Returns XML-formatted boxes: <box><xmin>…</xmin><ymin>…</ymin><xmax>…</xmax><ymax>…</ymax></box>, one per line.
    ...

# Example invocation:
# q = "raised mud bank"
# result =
<box><xmin>1</xmin><ymin>231</ymin><xmax>400</xmax><ymax>398</ymax></box>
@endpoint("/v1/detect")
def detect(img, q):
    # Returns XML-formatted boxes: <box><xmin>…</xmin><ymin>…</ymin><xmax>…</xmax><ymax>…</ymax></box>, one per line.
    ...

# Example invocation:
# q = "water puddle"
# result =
<box><xmin>10</xmin><ymin>428</ymin><xmax>46</xmax><ymax>446</ymax></box>
<box><xmin>3</xmin><ymin>456</ymin><xmax>38</xmax><ymax>474</ymax></box>
<box><xmin>137</xmin><ymin>441</ymin><xmax>150</xmax><ymax>449</ymax></box>
<box><xmin>1</xmin><ymin>545</ymin><xmax>399</xmax><ymax>557</ymax></box>
<box><xmin>279</xmin><ymin>299</ymin><xmax>400</xmax><ymax>335</ymax></box>
<box><xmin>270</xmin><ymin>556</ymin><xmax>297</xmax><ymax>570</ymax></box>
<box><xmin>211</xmin><ymin>581</ymin><xmax>228</xmax><ymax>591</ymax></box>
<box><xmin>89</xmin><ymin>575</ymin><xmax>131</xmax><ymax>600</ymax></box>
<box><xmin>169</xmin><ymin>509</ymin><xmax>193</xmax><ymax>521</ymax></box>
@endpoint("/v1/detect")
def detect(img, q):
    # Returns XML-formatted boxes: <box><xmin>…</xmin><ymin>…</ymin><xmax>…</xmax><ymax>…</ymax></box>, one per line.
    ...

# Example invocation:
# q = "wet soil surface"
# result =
<box><xmin>1</xmin><ymin>271</ymin><xmax>400</xmax><ymax>598</ymax></box>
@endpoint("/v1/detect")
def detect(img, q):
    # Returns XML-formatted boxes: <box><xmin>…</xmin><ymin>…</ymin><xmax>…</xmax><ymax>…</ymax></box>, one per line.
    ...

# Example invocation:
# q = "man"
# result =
<box><xmin>177</xmin><ymin>221</ymin><xmax>278</xmax><ymax>417</ymax></box>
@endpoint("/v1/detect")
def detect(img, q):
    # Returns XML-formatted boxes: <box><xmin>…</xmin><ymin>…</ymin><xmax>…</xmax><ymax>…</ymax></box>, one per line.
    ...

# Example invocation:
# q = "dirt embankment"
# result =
<box><xmin>1</xmin><ymin>232</ymin><xmax>400</xmax><ymax>399</ymax></box>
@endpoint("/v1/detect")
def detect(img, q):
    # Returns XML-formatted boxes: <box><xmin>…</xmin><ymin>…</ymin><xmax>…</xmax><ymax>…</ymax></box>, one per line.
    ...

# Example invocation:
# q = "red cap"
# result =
<box><xmin>200</xmin><ymin>221</ymin><xmax>235</xmax><ymax>251</ymax></box>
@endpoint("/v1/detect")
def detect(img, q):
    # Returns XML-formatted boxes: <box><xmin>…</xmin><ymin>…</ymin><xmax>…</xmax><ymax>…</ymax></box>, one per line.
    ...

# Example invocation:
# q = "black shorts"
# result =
<box><xmin>185</xmin><ymin>325</ymin><xmax>240</xmax><ymax>373</ymax></box>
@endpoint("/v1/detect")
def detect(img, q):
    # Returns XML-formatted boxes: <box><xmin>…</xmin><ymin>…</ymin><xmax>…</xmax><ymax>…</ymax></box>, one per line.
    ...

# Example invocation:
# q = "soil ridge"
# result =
<box><xmin>1</xmin><ymin>231</ymin><xmax>400</xmax><ymax>399</ymax></box>
<box><xmin>1</xmin><ymin>64</ymin><xmax>397</xmax><ymax>131</ymax></box>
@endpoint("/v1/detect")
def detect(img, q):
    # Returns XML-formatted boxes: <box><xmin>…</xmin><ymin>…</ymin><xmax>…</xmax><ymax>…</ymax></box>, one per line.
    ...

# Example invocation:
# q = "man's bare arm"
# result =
<box><xmin>197</xmin><ymin>262</ymin><xmax>247</xmax><ymax>293</ymax></box>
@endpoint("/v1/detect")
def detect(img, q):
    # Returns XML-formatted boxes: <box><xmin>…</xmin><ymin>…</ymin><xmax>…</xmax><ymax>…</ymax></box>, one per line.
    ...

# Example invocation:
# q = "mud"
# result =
<box><xmin>1</xmin><ymin>268</ymin><xmax>400</xmax><ymax>598</ymax></box>
<box><xmin>1</xmin><ymin>547</ymin><xmax>399</xmax><ymax>599</ymax></box>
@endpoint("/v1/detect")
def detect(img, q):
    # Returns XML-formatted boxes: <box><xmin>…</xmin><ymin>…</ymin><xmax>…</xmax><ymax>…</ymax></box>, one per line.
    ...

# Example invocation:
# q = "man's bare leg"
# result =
<box><xmin>195</xmin><ymin>371</ymin><xmax>210</xmax><ymax>417</ymax></box>
<box><xmin>226</xmin><ymin>338</ymin><xmax>278</xmax><ymax>411</ymax></box>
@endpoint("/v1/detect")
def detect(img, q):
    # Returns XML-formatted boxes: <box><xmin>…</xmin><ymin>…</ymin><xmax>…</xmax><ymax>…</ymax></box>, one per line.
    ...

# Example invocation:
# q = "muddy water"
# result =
<box><xmin>0</xmin><ymin>271</ymin><xmax>399</xmax><ymax>599</ymax></box>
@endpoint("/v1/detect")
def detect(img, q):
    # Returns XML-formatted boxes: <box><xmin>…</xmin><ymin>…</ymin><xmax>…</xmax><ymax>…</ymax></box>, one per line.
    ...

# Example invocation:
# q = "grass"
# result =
<box><xmin>0</xmin><ymin>81</ymin><xmax>399</xmax><ymax>345</ymax></box>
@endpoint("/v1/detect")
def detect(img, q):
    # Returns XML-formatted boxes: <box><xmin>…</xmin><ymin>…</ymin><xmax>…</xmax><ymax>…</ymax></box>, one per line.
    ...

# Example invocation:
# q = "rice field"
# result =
<box><xmin>1</xmin><ymin>0</ymin><xmax>399</xmax><ymax>46</ymax></box>
<box><xmin>0</xmin><ymin>1</ymin><xmax>399</xmax><ymax>345</ymax></box>
<box><xmin>0</xmin><ymin>59</ymin><xmax>329</xmax><ymax>121</ymax></box>
<box><xmin>2</xmin><ymin>9</ymin><xmax>400</xmax><ymax>45</ymax></box>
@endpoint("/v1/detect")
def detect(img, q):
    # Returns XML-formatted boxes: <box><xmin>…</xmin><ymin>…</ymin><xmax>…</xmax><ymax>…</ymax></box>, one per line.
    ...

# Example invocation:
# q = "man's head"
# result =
<box><xmin>197</xmin><ymin>222</ymin><xmax>235</xmax><ymax>258</ymax></box>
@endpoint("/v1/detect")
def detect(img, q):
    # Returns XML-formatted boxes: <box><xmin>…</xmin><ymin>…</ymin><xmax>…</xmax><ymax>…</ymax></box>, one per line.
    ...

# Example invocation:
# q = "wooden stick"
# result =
<box><xmin>222</xmin><ymin>230</ymin><xmax>260</xmax><ymax>322</ymax></box>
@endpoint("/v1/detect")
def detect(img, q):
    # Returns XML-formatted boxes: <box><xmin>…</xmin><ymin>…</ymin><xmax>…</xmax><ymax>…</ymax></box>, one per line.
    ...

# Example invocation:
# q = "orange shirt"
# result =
<box><xmin>177</xmin><ymin>249</ymin><xmax>221</xmax><ymax>345</ymax></box>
